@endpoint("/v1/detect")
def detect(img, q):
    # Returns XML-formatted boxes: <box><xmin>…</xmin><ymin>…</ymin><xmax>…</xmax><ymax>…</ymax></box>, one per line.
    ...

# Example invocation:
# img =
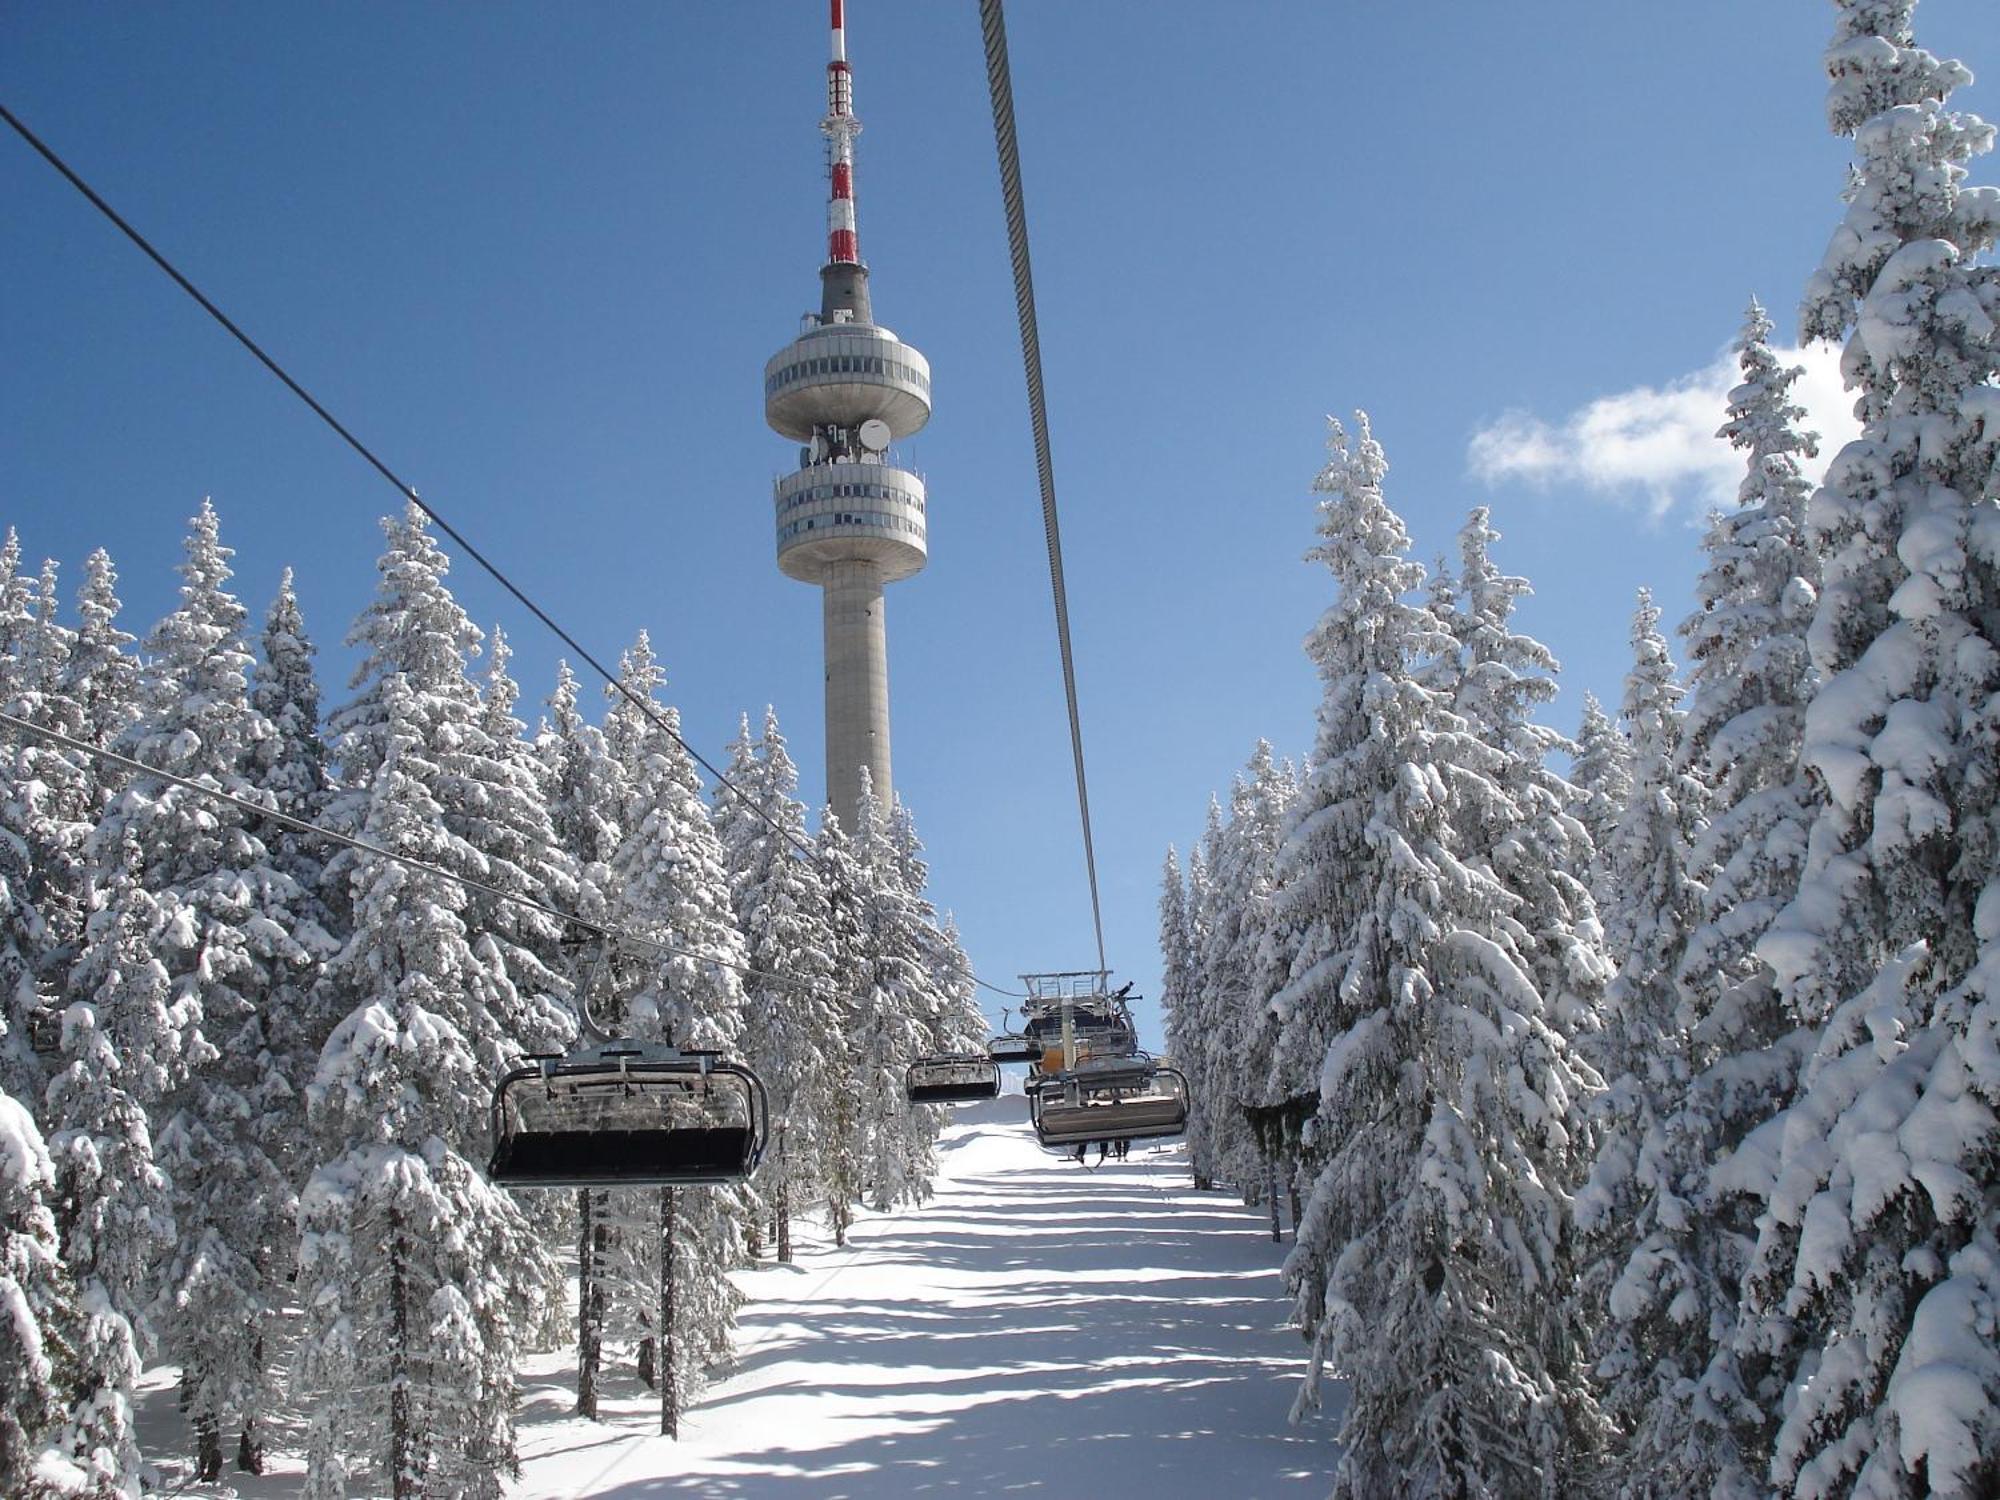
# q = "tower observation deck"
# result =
<box><xmin>765</xmin><ymin>0</ymin><xmax>931</xmax><ymax>829</ymax></box>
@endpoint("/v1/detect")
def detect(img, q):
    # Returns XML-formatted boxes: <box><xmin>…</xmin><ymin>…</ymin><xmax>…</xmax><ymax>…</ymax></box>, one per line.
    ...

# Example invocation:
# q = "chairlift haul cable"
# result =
<box><xmin>976</xmin><ymin>0</ymin><xmax>1109</xmax><ymax>977</ymax></box>
<box><xmin>0</xmin><ymin>100</ymin><xmax>1030</xmax><ymax>1003</ymax></box>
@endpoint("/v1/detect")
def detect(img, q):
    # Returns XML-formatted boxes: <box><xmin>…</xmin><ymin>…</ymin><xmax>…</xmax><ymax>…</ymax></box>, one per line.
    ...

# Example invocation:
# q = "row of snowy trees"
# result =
<box><xmin>0</xmin><ymin>499</ymin><xmax>984</xmax><ymax>1496</ymax></box>
<box><xmin>1161</xmin><ymin>3</ymin><xmax>1999</xmax><ymax>1494</ymax></box>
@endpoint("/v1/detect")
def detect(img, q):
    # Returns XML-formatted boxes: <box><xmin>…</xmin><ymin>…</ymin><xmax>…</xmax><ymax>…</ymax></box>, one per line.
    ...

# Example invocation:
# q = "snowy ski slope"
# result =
<box><xmin>135</xmin><ymin>1094</ymin><xmax>1332</xmax><ymax>1496</ymax></box>
<box><xmin>513</xmin><ymin>1093</ymin><xmax>1331</xmax><ymax>1496</ymax></box>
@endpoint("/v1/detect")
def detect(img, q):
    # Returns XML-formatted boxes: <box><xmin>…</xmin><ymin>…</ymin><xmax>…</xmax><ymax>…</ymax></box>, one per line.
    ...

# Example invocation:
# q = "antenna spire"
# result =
<box><xmin>824</xmin><ymin>0</ymin><xmax>861</xmax><ymax>266</ymax></box>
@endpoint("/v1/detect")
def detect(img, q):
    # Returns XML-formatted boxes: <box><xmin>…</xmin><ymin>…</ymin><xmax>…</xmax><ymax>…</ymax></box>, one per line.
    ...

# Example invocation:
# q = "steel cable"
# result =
<box><xmin>976</xmin><ymin>0</ymin><xmax>1108</xmax><ymax>976</ymax></box>
<box><xmin>0</xmin><ymin>100</ymin><xmax>1029</xmax><ymax>1003</ymax></box>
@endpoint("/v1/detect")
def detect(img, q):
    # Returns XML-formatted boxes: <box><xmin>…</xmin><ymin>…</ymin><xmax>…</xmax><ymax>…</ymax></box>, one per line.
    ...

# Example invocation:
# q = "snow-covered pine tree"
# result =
<box><xmin>886</xmin><ymin>797</ymin><xmax>988</xmax><ymax>1061</ymax></box>
<box><xmin>4</xmin><ymin>554</ymin><xmax>93</xmax><ymax>1019</ymax></box>
<box><xmin>59</xmin><ymin>549</ymin><xmax>140</xmax><ymax>799</ymax></box>
<box><xmin>1182</xmin><ymin>797</ymin><xmax>1229</xmax><ymax>1189</ymax></box>
<box><xmin>1276</xmin><ymin>413</ymin><xmax>1605</xmax><ymax>1496</ymax></box>
<box><xmin>712</xmin><ymin>708</ymin><xmax>843</xmax><ymax>1264</ymax></box>
<box><xmin>2</xmin><ymin>1083</ymin><xmax>143</xmax><ymax>1500</ymax></box>
<box><xmin>467</xmin><ymin>624</ymin><xmax>576</xmax><ymax>1061</ymax></box>
<box><xmin>594</xmin><ymin>635</ymin><xmax>749</xmax><ymax>1429</ymax></box>
<box><xmin>1573</xmin><ymin>590</ymin><xmax>1715</xmax><ymax>1485</ymax></box>
<box><xmin>1</xmin><ymin>1086</ymin><xmax>91</xmax><ymax>1497</ymax></box>
<box><xmin>1447</xmin><ymin>508</ymin><xmax>1610</xmax><ymax>1055</ymax></box>
<box><xmin>325</xmin><ymin>505</ymin><xmax>569</xmax><ymax>1088</ymax></box>
<box><xmin>539</xmin><ymin>659</ymin><xmax>629</xmax><ymax>1417</ymax></box>
<box><xmin>42</xmin><ymin>874</ymin><xmax>165</xmax><ymax>1494</ymax></box>
<box><xmin>1568</xmin><ymin>691</ymin><xmax>1632</xmax><ymax>902</ymax></box>
<box><xmin>812</xmin><ymin>807</ymin><xmax>868</xmax><ymax>1245</ymax></box>
<box><xmin>73</xmin><ymin>503</ymin><xmax>321</xmax><ymax>1477</ymax></box>
<box><xmin>1178</xmin><ymin>836</ymin><xmax>1220</xmax><ymax>1190</ymax></box>
<box><xmin>296</xmin><ymin>676</ymin><xmax>539</xmax><ymax>1500</ymax></box>
<box><xmin>1731</xmin><ymin>5</ymin><xmax>2000</xmax><ymax>1495</ymax></box>
<box><xmin>1585</xmin><ymin>304</ymin><xmax>1828</xmax><ymax>1497</ymax></box>
<box><xmin>1198</xmin><ymin>745</ymin><xmax>1298</xmax><ymax>1201</ymax></box>
<box><xmin>847</xmin><ymin>771</ymin><xmax>940</xmax><ymax>1211</ymax></box>
<box><xmin>1157</xmin><ymin>844</ymin><xmax>1194</xmax><ymax>1083</ymax></box>
<box><xmin>244</xmin><ymin>571</ymin><xmax>342</xmax><ymax>1184</ymax></box>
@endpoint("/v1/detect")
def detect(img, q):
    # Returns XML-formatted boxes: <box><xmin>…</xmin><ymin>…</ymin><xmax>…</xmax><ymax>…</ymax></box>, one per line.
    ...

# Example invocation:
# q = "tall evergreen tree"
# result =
<box><xmin>1592</xmin><ymin>305</ymin><xmax>1827</xmax><ymax>1497</ymax></box>
<box><xmin>74</xmin><ymin>505</ymin><xmax>319</xmax><ymax>1477</ymax></box>
<box><xmin>1575</xmin><ymin>591</ymin><xmax>1713</xmax><ymax>1487</ymax></box>
<box><xmin>1277</xmin><ymin>414</ymin><xmax>1605</xmax><ymax>1496</ymax></box>
<box><xmin>1736</xmin><ymin>5</ymin><xmax>2000</xmax><ymax>1495</ymax></box>
<box><xmin>713</xmin><ymin>709</ymin><xmax>843</xmax><ymax>1263</ymax></box>
<box><xmin>296</xmin><ymin>678</ymin><xmax>536</xmax><ymax>1499</ymax></box>
<box><xmin>1447</xmin><ymin>509</ymin><xmax>1610</xmax><ymax>1054</ymax></box>
<box><xmin>593</xmin><ymin>634</ymin><xmax>748</xmax><ymax>1428</ymax></box>
<box><xmin>1569</xmin><ymin>691</ymin><xmax>1633</xmax><ymax>902</ymax></box>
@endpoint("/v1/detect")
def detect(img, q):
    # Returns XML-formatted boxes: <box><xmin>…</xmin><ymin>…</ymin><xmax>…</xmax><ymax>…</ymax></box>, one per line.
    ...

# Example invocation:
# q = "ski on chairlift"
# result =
<box><xmin>906</xmin><ymin>1052</ymin><xmax>1002</xmax><ymax>1105</ymax></box>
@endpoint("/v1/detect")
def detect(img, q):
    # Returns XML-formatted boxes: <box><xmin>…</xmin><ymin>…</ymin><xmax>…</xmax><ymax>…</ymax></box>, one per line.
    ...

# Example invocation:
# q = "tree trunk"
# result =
<box><xmin>660</xmin><ymin>1186</ymin><xmax>679</xmax><ymax>1439</ymax></box>
<box><xmin>1267</xmin><ymin>1154</ymin><xmax>1281</xmax><ymax>1243</ymax></box>
<box><xmin>194</xmin><ymin>1416</ymin><xmax>221</xmax><ymax>1483</ymax></box>
<box><xmin>637</xmin><ymin>1336</ymin><xmax>655</xmax><ymax>1389</ymax></box>
<box><xmin>237</xmin><ymin>1421</ymin><xmax>263</xmax><ymax>1475</ymax></box>
<box><xmin>1287</xmin><ymin>1160</ymin><xmax>1301</xmax><ymax>1241</ymax></box>
<box><xmin>577</xmin><ymin>1189</ymin><xmax>602</xmax><ymax>1419</ymax></box>
<box><xmin>776</xmin><ymin>1183</ymin><xmax>792</xmax><ymax>1264</ymax></box>
<box><xmin>389</xmin><ymin>1208</ymin><xmax>414</xmax><ymax>1500</ymax></box>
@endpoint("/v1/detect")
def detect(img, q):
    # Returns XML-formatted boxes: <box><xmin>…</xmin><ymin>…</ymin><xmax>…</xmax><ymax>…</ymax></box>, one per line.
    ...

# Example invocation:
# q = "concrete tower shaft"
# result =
<box><xmin>763</xmin><ymin>0</ymin><xmax>932</xmax><ymax>829</ymax></box>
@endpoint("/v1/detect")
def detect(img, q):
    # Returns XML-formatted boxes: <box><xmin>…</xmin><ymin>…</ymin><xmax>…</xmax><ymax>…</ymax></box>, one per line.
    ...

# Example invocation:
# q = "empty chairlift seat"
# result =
<box><xmin>986</xmin><ymin>1033</ymin><xmax>1040</xmax><ymax>1065</ymax></box>
<box><xmin>1030</xmin><ymin>1063</ymin><xmax>1190</xmax><ymax>1149</ymax></box>
<box><xmin>488</xmin><ymin>1042</ymin><xmax>769</xmax><ymax>1189</ymax></box>
<box><xmin>907</xmin><ymin>1053</ymin><xmax>1002</xmax><ymax>1105</ymax></box>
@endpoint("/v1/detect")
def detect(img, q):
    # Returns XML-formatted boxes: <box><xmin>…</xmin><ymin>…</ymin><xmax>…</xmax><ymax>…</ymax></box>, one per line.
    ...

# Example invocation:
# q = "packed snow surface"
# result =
<box><xmin>138</xmin><ymin>1093</ymin><xmax>1331</xmax><ymax>1496</ymax></box>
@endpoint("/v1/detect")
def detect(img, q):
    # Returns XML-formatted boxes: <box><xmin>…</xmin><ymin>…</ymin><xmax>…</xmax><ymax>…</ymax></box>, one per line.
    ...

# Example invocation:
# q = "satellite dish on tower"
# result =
<box><xmin>859</xmin><ymin>418</ymin><xmax>892</xmax><ymax>453</ymax></box>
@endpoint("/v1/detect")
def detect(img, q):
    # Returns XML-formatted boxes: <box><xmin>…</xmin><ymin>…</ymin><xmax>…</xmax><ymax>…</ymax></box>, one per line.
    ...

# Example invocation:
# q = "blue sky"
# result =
<box><xmin>4</xmin><ymin>2</ymin><xmax>1993</xmax><ymax>1048</ymax></box>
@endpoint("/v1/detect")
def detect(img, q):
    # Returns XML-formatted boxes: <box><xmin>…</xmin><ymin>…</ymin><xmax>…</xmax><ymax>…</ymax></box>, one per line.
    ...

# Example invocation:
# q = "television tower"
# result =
<box><xmin>764</xmin><ymin>0</ymin><xmax>932</xmax><ymax>830</ymax></box>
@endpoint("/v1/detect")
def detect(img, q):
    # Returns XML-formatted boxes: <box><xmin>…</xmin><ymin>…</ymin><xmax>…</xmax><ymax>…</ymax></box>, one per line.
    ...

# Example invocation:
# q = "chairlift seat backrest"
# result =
<box><xmin>488</xmin><ymin>1041</ymin><xmax>768</xmax><ymax>1189</ymax></box>
<box><xmin>906</xmin><ymin>1053</ymin><xmax>1002</xmax><ymax>1105</ymax></box>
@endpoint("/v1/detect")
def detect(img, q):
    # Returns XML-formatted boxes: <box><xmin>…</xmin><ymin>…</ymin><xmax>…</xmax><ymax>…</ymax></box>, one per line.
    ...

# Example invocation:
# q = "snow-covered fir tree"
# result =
<box><xmin>713</xmin><ymin>709</ymin><xmax>845</xmax><ymax>1263</ymax></box>
<box><xmin>41</xmin><ymin>877</ymin><xmax>164</xmax><ymax>1494</ymax></box>
<box><xmin>846</xmin><ymin>771</ymin><xmax>943</xmax><ymax>1212</ymax></box>
<box><xmin>0</xmin><ymin>1084</ymin><xmax>133</xmax><ymax>1499</ymax></box>
<box><xmin>1194</xmin><ymin>745</ymin><xmax>1299</xmax><ymax>1200</ymax></box>
<box><xmin>1275</xmin><ymin>413</ymin><xmax>1605</xmax><ymax>1496</ymax></box>
<box><xmin>538</xmin><ymin>659</ymin><xmax>629</xmax><ymax>1416</ymax></box>
<box><xmin>1569</xmin><ymin>692</ymin><xmax>1632</xmax><ymax>899</ymax></box>
<box><xmin>1734</xmin><ymin>5</ymin><xmax>2000</xmax><ymax>1495</ymax></box>
<box><xmin>1182</xmin><ymin>796</ymin><xmax>1230</xmax><ymax>1189</ymax></box>
<box><xmin>323</xmin><ymin>504</ymin><xmax>567</xmax><ymax>1088</ymax></box>
<box><xmin>811</xmin><ymin>807</ymin><xmax>868</xmax><ymax>1245</ymax></box>
<box><xmin>296</xmin><ymin>676</ymin><xmax>541</xmax><ymax>1499</ymax></box>
<box><xmin>1574</xmin><ymin>590</ymin><xmax>1716</xmax><ymax>1488</ymax></box>
<box><xmin>1444</xmin><ymin>508</ymin><xmax>1610</xmax><ymax>1056</ymax></box>
<box><xmin>885</xmin><ymin>797</ymin><xmax>989</xmax><ymax>1063</ymax></box>
<box><xmin>593</xmin><ymin>634</ymin><xmax>749</xmax><ymax>1430</ymax></box>
<box><xmin>77</xmin><ymin>503</ymin><xmax>323</xmax><ymax>1477</ymax></box>
<box><xmin>1587</xmin><ymin>304</ymin><xmax>1828</xmax><ymax>1498</ymax></box>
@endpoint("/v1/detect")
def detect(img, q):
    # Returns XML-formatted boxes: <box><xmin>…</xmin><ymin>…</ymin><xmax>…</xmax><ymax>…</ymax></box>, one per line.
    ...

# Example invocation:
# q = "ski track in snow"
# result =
<box><xmin>138</xmin><ymin>1095</ymin><xmax>1336</xmax><ymax>1496</ymax></box>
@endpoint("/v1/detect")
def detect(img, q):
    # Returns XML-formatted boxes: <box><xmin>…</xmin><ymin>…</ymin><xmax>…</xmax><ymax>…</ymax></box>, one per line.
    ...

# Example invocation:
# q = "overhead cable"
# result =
<box><xmin>976</xmin><ymin>0</ymin><xmax>1108</xmax><ymax>975</ymax></box>
<box><xmin>0</xmin><ymin>100</ymin><xmax>1028</xmax><ymax>1004</ymax></box>
<box><xmin>0</xmin><ymin>708</ymin><xmax>788</xmax><ymax>985</ymax></box>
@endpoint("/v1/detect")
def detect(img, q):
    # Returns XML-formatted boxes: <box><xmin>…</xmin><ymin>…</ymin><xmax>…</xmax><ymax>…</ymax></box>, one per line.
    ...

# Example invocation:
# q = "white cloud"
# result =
<box><xmin>1467</xmin><ymin>340</ymin><xmax>1860</xmax><ymax>521</ymax></box>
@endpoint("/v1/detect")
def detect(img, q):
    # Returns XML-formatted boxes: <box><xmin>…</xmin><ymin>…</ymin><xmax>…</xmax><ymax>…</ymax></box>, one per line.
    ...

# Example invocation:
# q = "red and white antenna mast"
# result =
<box><xmin>824</xmin><ymin>0</ymin><xmax>862</xmax><ymax>266</ymax></box>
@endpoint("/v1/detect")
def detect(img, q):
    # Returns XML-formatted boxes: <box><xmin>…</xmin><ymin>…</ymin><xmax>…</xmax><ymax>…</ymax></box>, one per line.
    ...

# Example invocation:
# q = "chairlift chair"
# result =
<box><xmin>906</xmin><ymin>1052</ymin><xmax>1002</xmax><ymax>1105</ymax></box>
<box><xmin>986</xmin><ymin>1033</ymin><xmax>1040</xmax><ymax>1065</ymax></box>
<box><xmin>488</xmin><ymin>1041</ymin><xmax>770</xmax><ymax>1189</ymax></box>
<box><xmin>1028</xmin><ymin>1062</ymin><xmax>1190</xmax><ymax>1150</ymax></box>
